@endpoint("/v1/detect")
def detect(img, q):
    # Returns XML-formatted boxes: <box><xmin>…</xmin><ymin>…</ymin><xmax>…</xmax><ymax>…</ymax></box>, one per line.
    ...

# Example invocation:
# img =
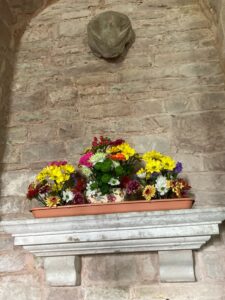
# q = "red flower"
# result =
<box><xmin>73</xmin><ymin>179</ymin><xmax>86</xmax><ymax>192</ymax></box>
<box><xmin>27</xmin><ymin>183</ymin><xmax>39</xmax><ymax>199</ymax></box>
<box><xmin>109</xmin><ymin>139</ymin><xmax>125</xmax><ymax>146</ymax></box>
<box><xmin>120</xmin><ymin>176</ymin><xmax>131</xmax><ymax>188</ymax></box>
<box><xmin>91</xmin><ymin>136</ymin><xmax>111</xmax><ymax>148</ymax></box>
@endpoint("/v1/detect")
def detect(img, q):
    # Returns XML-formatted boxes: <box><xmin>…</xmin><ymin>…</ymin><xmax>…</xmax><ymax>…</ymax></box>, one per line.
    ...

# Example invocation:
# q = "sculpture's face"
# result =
<box><xmin>87</xmin><ymin>11</ymin><xmax>134</xmax><ymax>59</ymax></box>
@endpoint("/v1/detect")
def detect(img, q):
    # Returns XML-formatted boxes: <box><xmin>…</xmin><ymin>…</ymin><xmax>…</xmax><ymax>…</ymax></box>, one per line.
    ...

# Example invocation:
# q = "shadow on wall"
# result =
<box><xmin>0</xmin><ymin>0</ymin><xmax>56</xmax><ymax>220</ymax></box>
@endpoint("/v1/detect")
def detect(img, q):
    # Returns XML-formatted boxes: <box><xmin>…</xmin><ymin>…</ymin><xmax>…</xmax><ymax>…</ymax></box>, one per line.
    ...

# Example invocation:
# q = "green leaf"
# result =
<box><xmin>90</xmin><ymin>182</ymin><xmax>98</xmax><ymax>190</ymax></box>
<box><xmin>94</xmin><ymin>162</ymin><xmax>102</xmax><ymax>170</ymax></box>
<box><xmin>101</xmin><ymin>173</ymin><xmax>112</xmax><ymax>183</ymax></box>
<box><xmin>100</xmin><ymin>184</ymin><xmax>110</xmax><ymax>195</ymax></box>
<box><xmin>101</xmin><ymin>159</ymin><xmax>112</xmax><ymax>172</ymax></box>
<box><xmin>115</xmin><ymin>166</ymin><xmax>124</xmax><ymax>176</ymax></box>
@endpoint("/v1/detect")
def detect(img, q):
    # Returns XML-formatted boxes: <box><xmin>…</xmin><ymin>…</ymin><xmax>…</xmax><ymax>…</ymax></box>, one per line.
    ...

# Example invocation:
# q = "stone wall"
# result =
<box><xmin>1</xmin><ymin>0</ymin><xmax>225</xmax><ymax>215</ymax></box>
<box><xmin>199</xmin><ymin>0</ymin><xmax>225</xmax><ymax>70</ymax></box>
<box><xmin>0</xmin><ymin>0</ymin><xmax>15</xmax><ymax>197</ymax></box>
<box><xmin>0</xmin><ymin>0</ymin><xmax>225</xmax><ymax>299</ymax></box>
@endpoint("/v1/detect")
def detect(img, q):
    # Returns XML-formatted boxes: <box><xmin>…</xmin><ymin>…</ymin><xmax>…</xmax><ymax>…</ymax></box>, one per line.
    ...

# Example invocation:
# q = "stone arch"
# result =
<box><xmin>1</xmin><ymin>0</ymin><xmax>225</xmax><ymax>218</ymax></box>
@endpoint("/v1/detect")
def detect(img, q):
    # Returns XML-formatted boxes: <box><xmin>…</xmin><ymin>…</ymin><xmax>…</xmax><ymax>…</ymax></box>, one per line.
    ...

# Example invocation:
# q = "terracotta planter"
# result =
<box><xmin>31</xmin><ymin>198</ymin><xmax>194</xmax><ymax>218</ymax></box>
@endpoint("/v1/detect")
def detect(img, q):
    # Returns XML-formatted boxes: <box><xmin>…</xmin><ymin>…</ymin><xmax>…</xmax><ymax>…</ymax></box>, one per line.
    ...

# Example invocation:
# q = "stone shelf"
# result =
<box><xmin>1</xmin><ymin>207</ymin><xmax>225</xmax><ymax>285</ymax></box>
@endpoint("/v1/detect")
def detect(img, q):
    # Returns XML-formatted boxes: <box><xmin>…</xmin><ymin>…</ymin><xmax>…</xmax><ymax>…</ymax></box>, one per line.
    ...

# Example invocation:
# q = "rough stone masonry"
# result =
<box><xmin>0</xmin><ymin>0</ymin><xmax>225</xmax><ymax>299</ymax></box>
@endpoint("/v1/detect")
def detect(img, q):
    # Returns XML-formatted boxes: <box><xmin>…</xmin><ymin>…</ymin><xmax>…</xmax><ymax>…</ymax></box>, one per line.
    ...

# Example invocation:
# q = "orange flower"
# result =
<box><xmin>108</xmin><ymin>153</ymin><xmax>126</xmax><ymax>161</ymax></box>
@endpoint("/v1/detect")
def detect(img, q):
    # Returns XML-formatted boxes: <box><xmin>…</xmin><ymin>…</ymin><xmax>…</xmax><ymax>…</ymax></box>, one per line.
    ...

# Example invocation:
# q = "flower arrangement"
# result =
<box><xmin>78</xmin><ymin>136</ymin><xmax>140</xmax><ymax>203</ymax></box>
<box><xmin>27</xmin><ymin>136</ymin><xmax>191</xmax><ymax>208</ymax></box>
<box><xmin>136</xmin><ymin>150</ymin><xmax>191</xmax><ymax>201</ymax></box>
<box><xmin>27</xmin><ymin>161</ymin><xmax>86</xmax><ymax>207</ymax></box>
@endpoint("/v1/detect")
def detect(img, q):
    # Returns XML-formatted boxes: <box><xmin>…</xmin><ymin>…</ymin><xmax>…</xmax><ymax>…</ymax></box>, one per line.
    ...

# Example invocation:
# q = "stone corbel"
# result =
<box><xmin>43</xmin><ymin>256</ymin><xmax>81</xmax><ymax>286</ymax></box>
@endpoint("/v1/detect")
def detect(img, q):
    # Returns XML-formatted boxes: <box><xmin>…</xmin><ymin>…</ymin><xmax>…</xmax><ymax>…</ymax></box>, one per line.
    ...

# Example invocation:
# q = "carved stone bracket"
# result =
<box><xmin>1</xmin><ymin>207</ymin><xmax>225</xmax><ymax>285</ymax></box>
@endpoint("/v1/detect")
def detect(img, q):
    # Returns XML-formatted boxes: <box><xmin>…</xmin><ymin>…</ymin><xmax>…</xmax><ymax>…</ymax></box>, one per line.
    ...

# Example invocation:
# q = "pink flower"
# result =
<box><xmin>79</xmin><ymin>152</ymin><xmax>93</xmax><ymax>168</ymax></box>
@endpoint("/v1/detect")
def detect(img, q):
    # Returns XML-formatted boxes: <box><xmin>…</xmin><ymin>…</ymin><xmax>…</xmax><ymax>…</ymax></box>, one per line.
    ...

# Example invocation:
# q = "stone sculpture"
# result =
<box><xmin>87</xmin><ymin>11</ymin><xmax>135</xmax><ymax>59</ymax></box>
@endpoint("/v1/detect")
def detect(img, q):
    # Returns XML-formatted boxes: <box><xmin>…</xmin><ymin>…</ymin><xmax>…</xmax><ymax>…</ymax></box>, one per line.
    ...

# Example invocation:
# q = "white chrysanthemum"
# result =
<box><xmin>108</xmin><ymin>178</ymin><xmax>120</xmax><ymax>186</ymax></box>
<box><xmin>155</xmin><ymin>175</ymin><xmax>169</xmax><ymax>196</ymax></box>
<box><xmin>89</xmin><ymin>152</ymin><xmax>106</xmax><ymax>165</ymax></box>
<box><xmin>86</xmin><ymin>189</ymin><xmax>98</xmax><ymax>197</ymax></box>
<box><xmin>62</xmin><ymin>190</ymin><xmax>74</xmax><ymax>203</ymax></box>
<box><xmin>80</xmin><ymin>166</ymin><xmax>92</xmax><ymax>177</ymax></box>
<box><xmin>137</xmin><ymin>172</ymin><xmax>146</xmax><ymax>179</ymax></box>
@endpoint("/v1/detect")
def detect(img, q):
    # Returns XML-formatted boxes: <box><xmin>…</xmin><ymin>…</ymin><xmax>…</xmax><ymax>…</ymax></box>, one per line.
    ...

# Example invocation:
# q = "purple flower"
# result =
<box><xmin>126</xmin><ymin>180</ymin><xmax>140</xmax><ymax>195</ymax></box>
<box><xmin>72</xmin><ymin>192</ymin><xmax>85</xmax><ymax>205</ymax></box>
<box><xmin>174</xmin><ymin>162</ymin><xmax>183</xmax><ymax>173</ymax></box>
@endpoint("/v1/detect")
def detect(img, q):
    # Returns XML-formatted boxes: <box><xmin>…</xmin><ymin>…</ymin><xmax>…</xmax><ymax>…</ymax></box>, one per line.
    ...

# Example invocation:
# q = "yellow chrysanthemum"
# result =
<box><xmin>45</xmin><ymin>196</ymin><xmax>61</xmax><ymax>207</ymax></box>
<box><xmin>107</xmin><ymin>143</ymin><xmax>136</xmax><ymax>160</ymax></box>
<box><xmin>142</xmin><ymin>185</ymin><xmax>156</xmax><ymax>201</ymax></box>
<box><xmin>161</xmin><ymin>156</ymin><xmax>176</xmax><ymax>171</ymax></box>
<box><xmin>145</xmin><ymin>159</ymin><xmax>163</xmax><ymax>174</ymax></box>
<box><xmin>142</xmin><ymin>150</ymin><xmax>163</xmax><ymax>162</ymax></box>
<box><xmin>62</xmin><ymin>164</ymin><xmax>75</xmax><ymax>173</ymax></box>
<box><xmin>36</xmin><ymin>164</ymin><xmax>75</xmax><ymax>184</ymax></box>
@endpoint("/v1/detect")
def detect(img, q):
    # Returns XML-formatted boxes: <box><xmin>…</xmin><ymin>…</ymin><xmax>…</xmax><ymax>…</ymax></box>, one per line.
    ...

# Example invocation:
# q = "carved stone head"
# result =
<box><xmin>87</xmin><ymin>11</ymin><xmax>135</xmax><ymax>59</ymax></box>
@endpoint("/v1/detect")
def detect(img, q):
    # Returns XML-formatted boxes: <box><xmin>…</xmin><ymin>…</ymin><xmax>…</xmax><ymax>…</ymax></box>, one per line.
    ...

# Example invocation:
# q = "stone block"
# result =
<box><xmin>44</xmin><ymin>256</ymin><xmax>81</xmax><ymax>286</ymax></box>
<box><xmin>193</xmin><ymin>191</ymin><xmax>225</xmax><ymax>207</ymax></box>
<box><xmin>10</xmin><ymin>90</ymin><xmax>47</xmax><ymax>113</ymax></box>
<box><xmin>1</xmin><ymin>144</ymin><xmax>21</xmax><ymax>164</ymax></box>
<box><xmin>0</xmin><ymin>196</ymin><xmax>31</xmax><ymax>214</ymax></box>
<box><xmin>58</xmin><ymin>122</ymin><xmax>84</xmax><ymax>139</ymax></box>
<box><xmin>28</xmin><ymin>124</ymin><xmax>57</xmax><ymax>142</ymax></box>
<box><xmin>9</xmin><ymin>111</ymin><xmax>49</xmax><ymax>125</ymax></box>
<box><xmin>64</xmin><ymin>138</ymin><xmax>87</xmax><ymax>157</ymax></box>
<box><xmin>84</xmin><ymin>287</ymin><xmax>129</xmax><ymax>300</ymax></box>
<box><xmin>202</xmin><ymin>251</ymin><xmax>225</xmax><ymax>280</ymax></box>
<box><xmin>81</xmin><ymin>102</ymin><xmax>131</xmax><ymax>119</ymax></box>
<box><xmin>0</xmin><ymin>171</ymin><xmax>35</xmax><ymax>197</ymax></box>
<box><xmin>48</xmin><ymin>86</ymin><xmax>78</xmax><ymax>107</ymax></box>
<box><xmin>0</xmin><ymin>126</ymin><xmax>27</xmax><ymax>144</ymax></box>
<box><xmin>0</xmin><ymin>251</ymin><xmax>26</xmax><ymax>273</ymax></box>
<box><xmin>171</xmin><ymin>153</ymin><xmax>204</xmax><ymax>172</ymax></box>
<box><xmin>47</xmin><ymin>287</ymin><xmax>84</xmax><ymax>300</ymax></box>
<box><xmin>22</xmin><ymin>22</ymin><xmax>58</xmax><ymax>42</ymax></box>
<box><xmin>0</xmin><ymin>234</ymin><xmax>14</xmax><ymax>251</ymax></box>
<box><xmin>130</xmin><ymin>99</ymin><xmax>165</xmax><ymax>116</ymax></box>
<box><xmin>82</xmin><ymin>254</ymin><xmax>158</xmax><ymax>286</ymax></box>
<box><xmin>59</xmin><ymin>19</ymin><xmax>85</xmax><ymax>37</ymax></box>
<box><xmin>48</xmin><ymin>109</ymin><xmax>80</xmax><ymax>122</ymax></box>
<box><xmin>0</xmin><ymin>275</ymin><xmax>42</xmax><ymax>300</ymax></box>
<box><xmin>203</xmin><ymin>152</ymin><xmax>225</xmax><ymax>171</ymax></box>
<box><xmin>87</xmin><ymin>116</ymin><xmax>171</xmax><ymax>136</ymax></box>
<box><xmin>130</xmin><ymin>283</ymin><xmax>225</xmax><ymax>300</ymax></box>
<box><xmin>21</xmin><ymin>142</ymin><xmax>66</xmax><ymax>164</ymax></box>
<box><xmin>82</xmin><ymin>254</ymin><xmax>139</xmax><ymax>285</ymax></box>
<box><xmin>171</xmin><ymin>111</ymin><xmax>225</xmax><ymax>153</ymax></box>
<box><xmin>187</xmin><ymin>173</ymin><xmax>225</xmax><ymax>192</ymax></box>
<box><xmin>159</xmin><ymin>250</ymin><xmax>195</xmax><ymax>282</ymax></box>
<box><xmin>155</xmin><ymin>47</ymin><xmax>218</xmax><ymax>65</ymax></box>
<box><xmin>129</xmin><ymin>135</ymin><xmax>170</xmax><ymax>154</ymax></box>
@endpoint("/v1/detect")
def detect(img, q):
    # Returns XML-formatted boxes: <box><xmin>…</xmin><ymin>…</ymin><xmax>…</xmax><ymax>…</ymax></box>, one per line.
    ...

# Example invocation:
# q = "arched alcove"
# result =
<box><xmin>1</xmin><ymin>0</ymin><xmax>225</xmax><ymax>219</ymax></box>
<box><xmin>0</xmin><ymin>1</ymin><xmax>225</xmax><ymax>299</ymax></box>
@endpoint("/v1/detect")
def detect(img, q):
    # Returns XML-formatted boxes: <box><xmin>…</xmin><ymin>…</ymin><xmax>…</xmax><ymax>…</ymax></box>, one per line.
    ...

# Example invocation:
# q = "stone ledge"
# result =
<box><xmin>1</xmin><ymin>207</ymin><xmax>225</xmax><ymax>285</ymax></box>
